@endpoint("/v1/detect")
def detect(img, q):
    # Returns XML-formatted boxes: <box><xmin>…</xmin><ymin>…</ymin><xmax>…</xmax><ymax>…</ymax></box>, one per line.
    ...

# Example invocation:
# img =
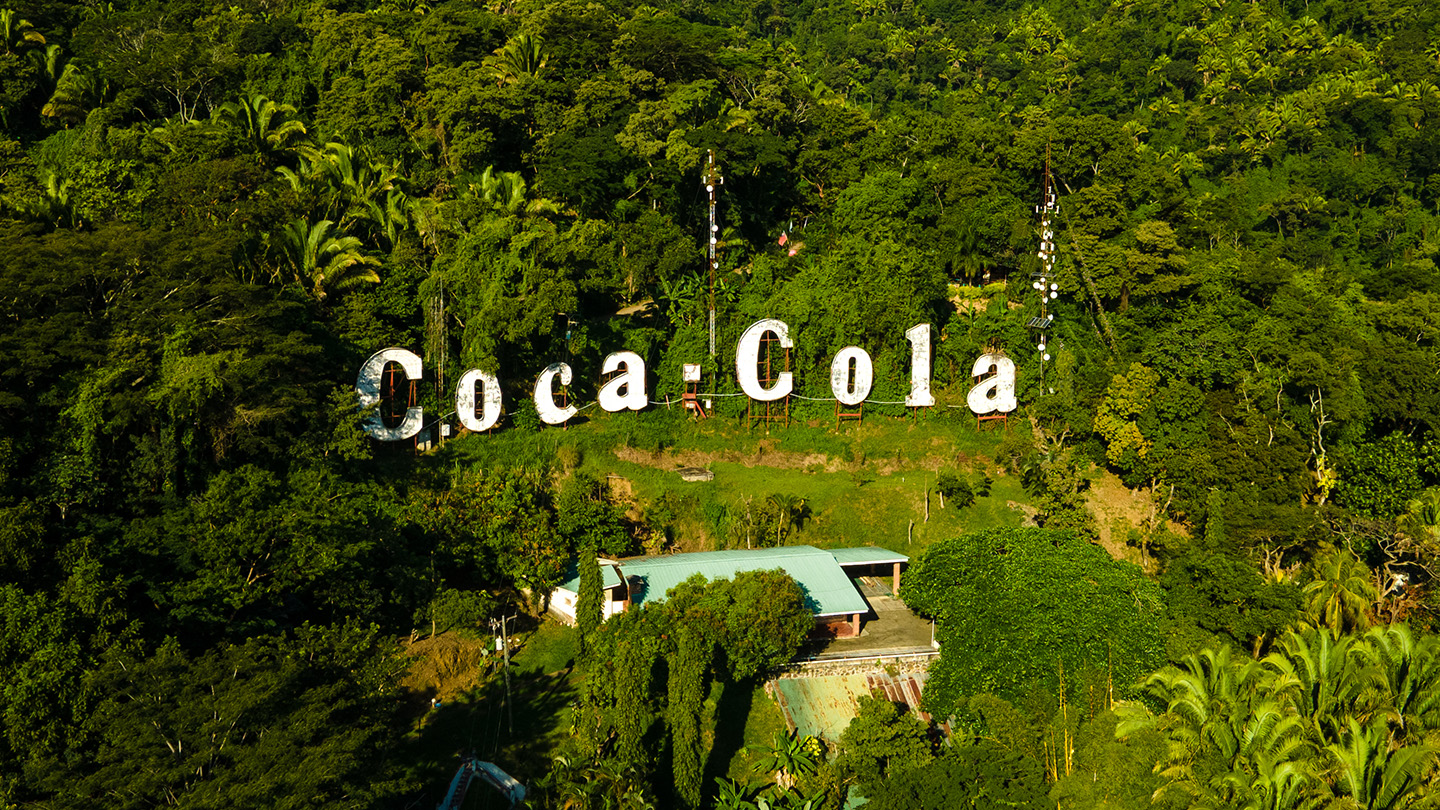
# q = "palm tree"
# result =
<box><xmin>1</xmin><ymin>9</ymin><xmax>45</xmax><ymax>54</ymax></box>
<box><xmin>485</xmin><ymin>33</ymin><xmax>549</xmax><ymax>85</ymax></box>
<box><xmin>1264</xmin><ymin>628</ymin><xmax>1375</xmax><ymax>746</ymax></box>
<box><xmin>212</xmin><ymin>94</ymin><xmax>309</xmax><ymax>160</ymax></box>
<box><xmin>144</xmin><ymin>118</ymin><xmax>216</xmax><ymax>153</ymax></box>
<box><xmin>465</xmin><ymin>165</ymin><xmax>561</xmax><ymax>218</ymax></box>
<box><xmin>1145</xmin><ymin>647</ymin><xmax>1311</xmax><ymax>803</ymax></box>
<box><xmin>1221</xmin><ymin>756</ymin><xmax>1320</xmax><ymax>810</ymax></box>
<box><xmin>766</xmin><ymin>494</ymin><xmax>804</xmax><ymax>546</ymax></box>
<box><xmin>278</xmin><ymin>141</ymin><xmax>404</xmax><ymax>232</ymax></box>
<box><xmin>358</xmin><ymin>188</ymin><xmax>413</xmax><ymax>250</ymax></box>
<box><xmin>8</xmin><ymin>171</ymin><xmax>79</xmax><ymax>229</ymax></box>
<box><xmin>39</xmin><ymin>60</ymin><xmax>106</xmax><ymax>125</ymax></box>
<box><xmin>275</xmin><ymin>218</ymin><xmax>381</xmax><ymax>301</ymax></box>
<box><xmin>1361</xmin><ymin>625</ymin><xmax>1440</xmax><ymax>745</ymax></box>
<box><xmin>30</xmin><ymin>41</ymin><xmax>61</xmax><ymax>80</ymax></box>
<box><xmin>1302</xmin><ymin>547</ymin><xmax>1376</xmax><ymax>635</ymax></box>
<box><xmin>948</xmin><ymin>212</ymin><xmax>994</xmax><ymax>284</ymax></box>
<box><xmin>1324</xmin><ymin>716</ymin><xmax>1437</xmax><ymax>810</ymax></box>
<box><xmin>1399</xmin><ymin>489</ymin><xmax>1440</xmax><ymax>548</ymax></box>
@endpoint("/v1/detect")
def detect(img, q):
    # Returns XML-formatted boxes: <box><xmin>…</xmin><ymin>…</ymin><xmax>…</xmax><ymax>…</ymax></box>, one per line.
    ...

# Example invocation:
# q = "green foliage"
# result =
<box><xmin>421</xmin><ymin>586</ymin><xmax>493</xmax><ymax>638</ymax></box>
<box><xmin>578</xmin><ymin>570</ymin><xmax>812</xmax><ymax>802</ymax></box>
<box><xmin>411</xmin><ymin>465</ymin><xmax>566</xmax><ymax>597</ymax></box>
<box><xmin>934</xmin><ymin>471</ymin><xmax>975</xmax><ymax>509</ymax></box>
<box><xmin>1050</xmin><ymin>710</ymin><xmax>1168</xmax><ymax>809</ymax></box>
<box><xmin>669</xmin><ymin>626</ymin><xmax>708</xmax><ymax>808</ymax></box>
<box><xmin>65</xmin><ymin>625</ymin><xmax>408</xmax><ymax>808</ymax></box>
<box><xmin>1160</xmin><ymin>493</ymin><xmax>1303</xmax><ymax>655</ymax></box>
<box><xmin>866</xmin><ymin>739</ymin><xmax>1052</xmax><ymax>810</ymax></box>
<box><xmin>1129</xmin><ymin>626</ymin><xmax>1440</xmax><ymax>809</ymax></box>
<box><xmin>576</xmin><ymin>543</ymin><xmax>603</xmax><ymax>650</ymax></box>
<box><xmin>749</xmin><ymin>730</ymin><xmax>821</xmax><ymax>789</ymax></box>
<box><xmin>901</xmin><ymin>528</ymin><xmax>1165</xmax><ymax>717</ymax></box>
<box><xmin>1336</xmin><ymin>433</ymin><xmax>1429</xmax><ymax>518</ymax></box>
<box><xmin>6</xmin><ymin>0</ymin><xmax>1440</xmax><ymax>800</ymax></box>
<box><xmin>837</xmin><ymin>695</ymin><xmax>933</xmax><ymax>799</ymax></box>
<box><xmin>559</xmin><ymin>473</ymin><xmax>633</xmax><ymax>558</ymax></box>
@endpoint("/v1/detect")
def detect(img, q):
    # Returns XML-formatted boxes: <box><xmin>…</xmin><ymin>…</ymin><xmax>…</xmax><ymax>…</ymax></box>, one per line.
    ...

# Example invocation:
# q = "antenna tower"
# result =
<box><xmin>704</xmin><ymin>151</ymin><xmax>723</xmax><ymax>358</ymax></box>
<box><xmin>1030</xmin><ymin>146</ymin><xmax>1059</xmax><ymax>393</ymax></box>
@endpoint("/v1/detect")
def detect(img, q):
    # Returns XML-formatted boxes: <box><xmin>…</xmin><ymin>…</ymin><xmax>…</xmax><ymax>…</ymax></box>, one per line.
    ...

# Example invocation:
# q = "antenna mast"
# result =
<box><xmin>704</xmin><ymin>150</ymin><xmax>723</xmax><ymax>358</ymax></box>
<box><xmin>1031</xmin><ymin>145</ymin><xmax>1059</xmax><ymax>393</ymax></box>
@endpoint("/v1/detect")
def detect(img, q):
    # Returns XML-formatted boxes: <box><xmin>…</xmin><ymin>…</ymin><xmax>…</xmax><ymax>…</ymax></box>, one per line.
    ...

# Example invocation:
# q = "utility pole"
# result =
<box><xmin>703</xmin><ymin>150</ymin><xmax>723</xmax><ymax>358</ymax></box>
<box><xmin>490</xmin><ymin>614</ymin><xmax>516</xmax><ymax>735</ymax></box>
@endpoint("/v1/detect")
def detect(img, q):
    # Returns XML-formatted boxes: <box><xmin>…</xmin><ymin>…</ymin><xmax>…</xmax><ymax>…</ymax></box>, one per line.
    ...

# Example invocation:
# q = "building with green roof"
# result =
<box><xmin>550</xmin><ymin>545</ymin><xmax>907</xmax><ymax>638</ymax></box>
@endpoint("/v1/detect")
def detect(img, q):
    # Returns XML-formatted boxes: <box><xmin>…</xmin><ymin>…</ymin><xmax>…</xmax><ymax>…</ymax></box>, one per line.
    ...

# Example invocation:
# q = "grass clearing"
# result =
<box><xmin>395</xmin><ymin>620</ymin><xmax>579</xmax><ymax>806</ymax></box>
<box><xmin>513</xmin><ymin>620</ymin><xmax>579</xmax><ymax>676</ymax></box>
<box><xmin>700</xmin><ymin>678</ymin><xmax>791</xmax><ymax>789</ymax></box>
<box><xmin>438</xmin><ymin>408</ymin><xmax>1040</xmax><ymax>557</ymax></box>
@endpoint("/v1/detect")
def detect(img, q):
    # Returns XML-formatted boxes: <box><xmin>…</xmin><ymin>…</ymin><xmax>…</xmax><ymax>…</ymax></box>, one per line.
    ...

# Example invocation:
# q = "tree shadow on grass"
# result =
<box><xmin>397</xmin><ymin>661</ymin><xmax>577</xmax><ymax>808</ymax></box>
<box><xmin>702</xmin><ymin>678</ymin><xmax>757</xmax><ymax>802</ymax></box>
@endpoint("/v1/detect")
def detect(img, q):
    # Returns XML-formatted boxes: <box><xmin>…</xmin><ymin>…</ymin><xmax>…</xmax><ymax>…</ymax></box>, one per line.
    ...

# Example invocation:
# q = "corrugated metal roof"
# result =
<box><xmin>559</xmin><ymin>545</ymin><xmax>870</xmax><ymax>618</ymax></box>
<box><xmin>827</xmin><ymin>546</ymin><xmax>910</xmax><ymax>566</ymax></box>
<box><xmin>773</xmin><ymin>669</ymin><xmax>931</xmax><ymax>743</ymax></box>
<box><xmin>558</xmin><ymin>560</ymin><xmax>624</xmax><ymax>592</ymax></box>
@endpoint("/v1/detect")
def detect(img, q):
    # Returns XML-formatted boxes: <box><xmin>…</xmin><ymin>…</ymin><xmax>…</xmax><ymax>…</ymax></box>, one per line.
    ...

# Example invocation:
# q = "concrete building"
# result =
<box><xmin>549</xmin><ymin>545</ymin><xmax>908</xmax><ymax>638</ymax></box>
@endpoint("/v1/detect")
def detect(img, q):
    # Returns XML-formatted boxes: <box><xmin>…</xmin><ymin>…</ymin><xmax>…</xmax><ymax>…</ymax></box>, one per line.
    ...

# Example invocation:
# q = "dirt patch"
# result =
<box><xmin>1084</xmin><ymin>470</ymin><xmax>1187</xmax><ymax>569</ymax></box>
<box><xmin>398</xmin><ymin>632</ymin><xmax>496</xmax><ymax>704</ymax></box>
<box><xmin>604</xmin><ymin>473</ymin><xmax>636</xmax><ymax>503</ymax></box>
<box><xmin>1007</xmin><ymin>500</ymin><xmax>1039</xmax><ymax>527</ymax></box>
<box><xmin>612</xmin><ymin>443</ymin><xmax>844</xmax><ymax>473</ymax></box>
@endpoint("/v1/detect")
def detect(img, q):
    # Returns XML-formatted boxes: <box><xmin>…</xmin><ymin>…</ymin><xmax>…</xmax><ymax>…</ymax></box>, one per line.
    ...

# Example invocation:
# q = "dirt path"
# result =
<box><xmin>613</xmin><ymin>443</ymin><xmax>842</xmax><ymax>472</ymax></box>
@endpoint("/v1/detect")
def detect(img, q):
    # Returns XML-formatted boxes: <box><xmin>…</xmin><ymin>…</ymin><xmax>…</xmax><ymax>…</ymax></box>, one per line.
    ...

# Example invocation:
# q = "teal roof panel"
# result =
<box><xmin>558</xmin><ymin>560</ymin><xmax>624</xmax><ymax>593</ymax></box>
<box><xmin>621</xmin><ymin>545</ymin><xmax>869</xmax><ymax>618</ymax></box>
<box><xmin>828</xmin><ymin>546</ymin><xmax>910</xmax><ymax>566</ymax></box>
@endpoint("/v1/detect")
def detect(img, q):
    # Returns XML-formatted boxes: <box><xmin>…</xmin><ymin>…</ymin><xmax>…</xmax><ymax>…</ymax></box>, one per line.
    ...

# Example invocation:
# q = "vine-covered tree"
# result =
<box><xmin>902</xmin><ymin>527</ymin><xmax>1166</xmax><ymax>717</ymax></box>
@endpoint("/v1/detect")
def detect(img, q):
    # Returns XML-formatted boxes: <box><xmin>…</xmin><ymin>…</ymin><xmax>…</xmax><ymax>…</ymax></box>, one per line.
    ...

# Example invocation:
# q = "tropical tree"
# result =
<box><xmin>6</xmin><ymin>171</ymin><xmax>78</xmax><ymax>229</ymax></box>
<box><xmin>838</xmin><ymin>695</ymin><xmax>933</xmax><ymax>799</ymax></box>
<box><xmin>541</xmin><ymin>754</ymin><xmax>656</xmax><ymax>810</ymax></box>
<box><xmin>465</xmin><ymin>165</ymin><xmax>562</xmax><ymax>219</ymax></box>
<box><xmin>576</xmin><ymin>541</ymin><xmax>602</xmax><ymax>655</ymax></box>
<box><xmin>1263</xmin><ymin>628</ymin><xmax>1372</xmax><ymax>746</ymax></box>
<box><xmin>902</xmin><ymin>528</ymin><xmax>1164</xmax><ymax>715</ymax></box>
<box><xmin>1361</xmin><ymin>625</ymin><xmax>1440</xmax><ymax>745</ymax></box>
<box><xmin>0</xmin><ymin>8</ymin><xmax>43</xmax><ymax>55</ymax></box>
<box><xmin>1324</xmin><ymin>716</ymin><xmax>1437</xmax><ymax>810</ymax></box>
<box><xmin>40</xmin><ymin>60</ymin><xmax>106</xmax><ymax>124</ymax></box>
<box><xmin>273</xmin><ymin>218</ymin><xmax>381</xmax><ymax>300</ymax></box>
<box><xmin>1140</xmin><ymin>647</ymin><xmax>1315</xmax><ymax>807</ymax></box>
<box><xmin>277</xmin><ymin>141</ymin><xmax>404</xmax><ymax>231</ymax></box>
<box><xmin>1301</xmin><ymin>547</ymin><xmax>1376</xmax><ymax>635</ymax></box>
<box><xmin>1399</xmin><ymin>489</ymin><xmax>1440</xmax><ymax>550</ymax></box>
<box><xmin>485</xmin><ymin>33</ymin><xmax>549</xmax><ymax>85</ymax></box>
<box><xmin>212</xmin><ymin>93</ymin><xmax>309</xmax><ymax>160</ymax></box>
<box><xmin>765</xmin><ymin>494</ymin><xmax>805</xmax><ymax>546</ymax></box>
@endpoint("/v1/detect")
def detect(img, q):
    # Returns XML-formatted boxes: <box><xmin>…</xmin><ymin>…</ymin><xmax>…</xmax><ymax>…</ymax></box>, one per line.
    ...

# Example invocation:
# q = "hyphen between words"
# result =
<box><xmin>356</xmin><ymin>319</ymin><xmax>1019</xmax><ymax>441</ymax></box>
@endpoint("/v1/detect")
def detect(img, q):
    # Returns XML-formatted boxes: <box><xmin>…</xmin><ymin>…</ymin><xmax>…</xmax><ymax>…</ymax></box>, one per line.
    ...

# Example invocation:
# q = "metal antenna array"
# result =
<box><xmin>1029</xmin><ymin>145</ymin><xmax>1059</xmax><ymax>392</ymax></box>
<box><xmin>704</xmin><ymin>150</ymin><xmax>723</xmax><ymax>358</ymax></box>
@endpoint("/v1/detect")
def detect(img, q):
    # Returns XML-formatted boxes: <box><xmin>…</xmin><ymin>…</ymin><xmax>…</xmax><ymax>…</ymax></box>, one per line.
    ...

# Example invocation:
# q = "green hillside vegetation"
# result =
<box><xmin>4</xmin><ymin>0</ymin><xmax>1440</xmax><ymax>805</ymax></box>
<box><xmin>444</xmin><ymin>409</ymin><xmax>1033</xmax><ymax>553</ymax></box>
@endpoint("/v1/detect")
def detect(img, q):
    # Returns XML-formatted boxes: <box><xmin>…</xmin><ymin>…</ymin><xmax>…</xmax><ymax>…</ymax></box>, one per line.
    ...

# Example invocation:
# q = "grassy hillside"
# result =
<box><xmin>439</xmin><ymin>407</ymin><xmax>1040</xmax><ymax>557</ymax></box>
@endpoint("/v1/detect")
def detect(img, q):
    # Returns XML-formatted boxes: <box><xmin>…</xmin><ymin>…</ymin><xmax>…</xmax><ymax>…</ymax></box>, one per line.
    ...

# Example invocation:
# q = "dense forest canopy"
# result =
<box><xmin>3</xmin><ymin>0</ymin><xmax>1440</xmax><ymax>804</ymax></box>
